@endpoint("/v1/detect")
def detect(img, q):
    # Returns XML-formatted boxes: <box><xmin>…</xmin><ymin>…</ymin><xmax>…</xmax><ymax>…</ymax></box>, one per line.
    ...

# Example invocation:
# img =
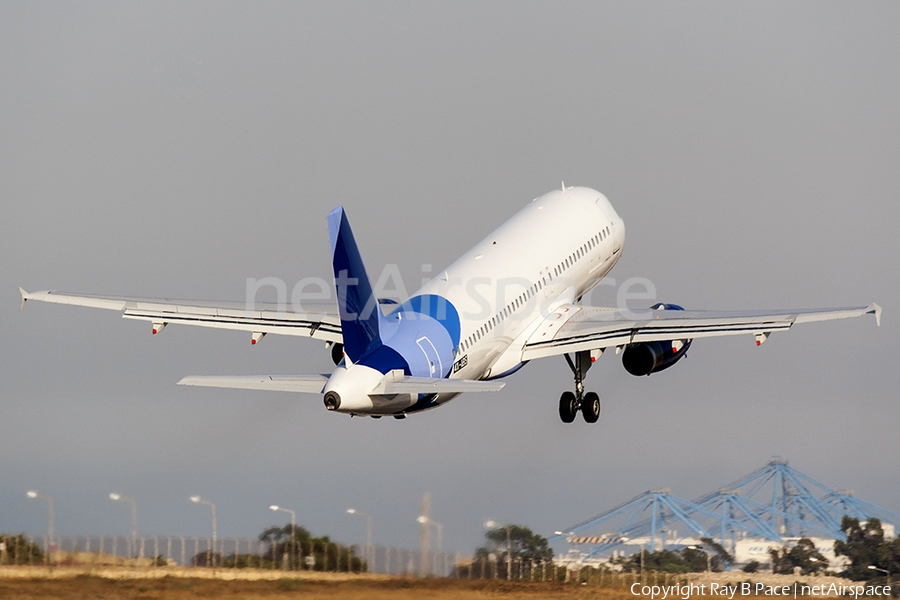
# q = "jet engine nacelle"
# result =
<box><xmin>621</xmin><ymin>303</ymin><xmax>692</xmax><ymax>376</ymax></box>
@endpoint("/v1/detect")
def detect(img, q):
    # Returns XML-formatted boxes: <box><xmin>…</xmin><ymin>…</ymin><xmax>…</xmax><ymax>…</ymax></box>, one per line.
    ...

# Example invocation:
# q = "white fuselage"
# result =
<box><xmin>412</xmin><ymin>186</ymin><xmax>624</xmax><ymax>407</ymax></box>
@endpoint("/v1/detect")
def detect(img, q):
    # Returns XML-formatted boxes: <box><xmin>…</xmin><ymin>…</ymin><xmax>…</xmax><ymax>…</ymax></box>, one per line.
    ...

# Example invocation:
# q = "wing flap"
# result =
<box><xmin>177</xmin><ymin>375</ymin><xmax>330</xmax><ymax>393</ymax></box>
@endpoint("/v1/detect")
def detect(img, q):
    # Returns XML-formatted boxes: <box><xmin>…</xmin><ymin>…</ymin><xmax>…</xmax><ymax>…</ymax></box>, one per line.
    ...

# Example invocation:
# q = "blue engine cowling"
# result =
<box><xmin>621</xmin><ymin>303</ymin><xmax>692</xmax><ymax>376</ymax></box>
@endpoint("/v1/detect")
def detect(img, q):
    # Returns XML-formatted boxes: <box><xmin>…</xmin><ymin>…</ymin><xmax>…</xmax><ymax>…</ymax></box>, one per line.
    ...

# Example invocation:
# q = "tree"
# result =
<box><xmin>191</xmin><ymin>551</ymin><xmax>223</xmax><ymax>567</ymax></box>
<box><xmin>834</xmin><ymin>516</ymin><xmax>900</xmax><ymax>581</ymax></box>
<box><xmin>742</xmin><ymin>560</ymin><xmax>760</xmax><ymax>573</ymax></box>
<box><xmin>469</xmin><ymin>524</ymin><xmax>553</xmax><ymax>579</ymax></box>
<box><xmin>0</xmin><ymin>534</ymin><xmax>44</xmax><ymax>564</ymax></box>
<box><xmin>699</xmin><ymin>537</ymin><xmax>734</xmax><ymax>569</ymax></box>
<box><xmin>258</xmin><ymin>522</ymin><xmax>365</xmax><ymax>572</ymax></box>
<box><xmin>621</xmin><ymin>546</ymin><xmax>728</xmax><ymax>574</ymax></box>
<box><xmin>617</xmin><ymin>540</ymin><xmax>732</xmax><ymax>575</ymax></box>
<box><xmin>770</xmin><ymin>538</ymin><xmax>827</xmax><ymax>575</ymax></box>
<box><xmin>633</xmin><ymin>549</ymin><xmax>696</xmax><ymax>573</ymax></box>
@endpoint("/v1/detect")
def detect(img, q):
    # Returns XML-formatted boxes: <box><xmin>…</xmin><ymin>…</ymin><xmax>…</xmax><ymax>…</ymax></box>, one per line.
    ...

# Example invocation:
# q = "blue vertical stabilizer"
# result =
<box><xmin>327</xmin><ymin>207</ymin><xmax>380</xmax><ymax>362</ymax></box>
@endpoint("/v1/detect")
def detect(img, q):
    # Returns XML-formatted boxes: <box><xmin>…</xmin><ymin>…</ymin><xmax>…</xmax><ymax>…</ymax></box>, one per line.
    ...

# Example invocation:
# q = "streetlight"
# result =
<box><xmin>622</xmin><ymin>537</ymin><xmax>645</xmax><ymax>584</ymax></box>
<box><xmin>868</xmin><ymin>565</ymin><xmax>890</xmax><ymax>588</ymax></box>
<box><xmin>26</xmin><ymin>491</ymin><xmax>54</xmax><ymax>556</ymax></box>
<box><xmin>688</xmin><ymin>545</ymin><xmax>711</xmax><ymax>573</ymax></box>
<box><xmin>419</xmin><ymin>515</ymin><xmax>443</xmax><ymax>575</ymax></box>
<box><xmin>485</xmin><ymin>520</ymin><xmax>512</xmax><ymax>581</ymax></box>
<box><xmin>109</xmin><ymin>494</ymin><xmax>138</xmax><ymax>558</ymax></box>
<box><xmin>270</xmin><ymin>505</ymin><xmax>296</xmax><ymax>569</ymax></box>
<box><xmin>190</xmin><ymin>496</ymin><xmax>217</xmax><ymax>566</ymax></box>
<box><xmin>347</xmin><ymin>509</ymin><xmax>373</xmax><ymax>568</ymax></box>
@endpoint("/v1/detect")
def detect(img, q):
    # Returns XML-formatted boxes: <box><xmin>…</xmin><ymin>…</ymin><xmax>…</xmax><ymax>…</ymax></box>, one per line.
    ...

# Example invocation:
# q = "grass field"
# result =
<box><xmin>0</xmin><ymin>576</ymin><xmax>689</xmax><ymax>600</ymax></box>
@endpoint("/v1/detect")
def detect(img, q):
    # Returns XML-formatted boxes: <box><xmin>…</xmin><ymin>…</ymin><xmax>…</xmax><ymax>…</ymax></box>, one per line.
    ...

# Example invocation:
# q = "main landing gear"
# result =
<box><xmin>558</xmin><ymin>350</ymin><xmax>601</xmax><ymax>424</ymax></box>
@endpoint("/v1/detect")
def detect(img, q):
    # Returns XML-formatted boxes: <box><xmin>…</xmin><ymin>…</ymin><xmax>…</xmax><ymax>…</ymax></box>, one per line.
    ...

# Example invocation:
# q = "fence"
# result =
<box><xmin>0</xmin><ymin>535</ymin><xmax>462</xmax><ymax>577</ymax></box>
<box><xmin>0</xmin><ymin>535</ymin><xmax>729</xmax><ymax>587</ymax></box>
<box><xmin>0</xmin><ymin>534</ymin><xmax>670</xmax><ymax>586</ymax></box>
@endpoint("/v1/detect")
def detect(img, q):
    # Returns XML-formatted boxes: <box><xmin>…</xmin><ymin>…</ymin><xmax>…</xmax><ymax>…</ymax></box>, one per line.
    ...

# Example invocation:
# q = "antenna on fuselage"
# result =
<box><xmin>561</xmin><ymin>180</ymin><xmax>566</xmax><ymax>192</ymax></box>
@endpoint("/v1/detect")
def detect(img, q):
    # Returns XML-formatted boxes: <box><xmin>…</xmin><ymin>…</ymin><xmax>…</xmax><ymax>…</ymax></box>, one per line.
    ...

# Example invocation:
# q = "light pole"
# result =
<box><xmin>688</xmin><ymin>545</ymin><xmax>711</xmax><ymax>573</ymax></box>
<box><xmin>270</xmin><ymin>505</ymin><xmax>296</xmax><ymax>569</ymax></box>
<box><xmin>190</xmin><ymin>496</ymin><xmax>216</xmax><ymax>566</ymax></box>
<box><xmin>485</xmin><ymin>520</ymin><xmax>512</xmax><ymax>580</ymax></box>
<box><xmin>347</xmin><ymin>509</ymin><xmax>373</xmax><ymax>569</ymax></box>
<box><xmin>109</xmin><ymin>493</ymin><xmax>138</xmax><ymax>558</ymax></box>
<box><xmin>622</xmin><ymin>537</ymin><xmax>645</xmax><ymax>584</ymax></box>
<box><xmin>26</xmin><ymin>491</ymin><xmax>54</xmax><ymax>557</ymax></box>
<box><xmin>555</xmin><ymin>530</ymin><xmax>575</xmax><ymax>582</ymax></box>
<box><xmin>868</xmin><ymin>565</ymin><xmax>890</xmax><ymax>589</ymax></box>
<box><xmin>419</xmin><ymin>516</ymin><xmax>443</xmax><ymax>574</ymax></box>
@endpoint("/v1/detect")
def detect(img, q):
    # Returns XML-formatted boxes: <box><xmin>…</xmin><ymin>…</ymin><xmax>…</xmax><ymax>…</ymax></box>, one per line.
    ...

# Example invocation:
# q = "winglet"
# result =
<box><xmin>19</xmin><ymin>287</ymin><xmax>28</xmax><ymax>311</ymax></box>
<box><xmin>868</xmin><ymin>302</ymin><xmax>882</xmax><ymax>327</ymax></box>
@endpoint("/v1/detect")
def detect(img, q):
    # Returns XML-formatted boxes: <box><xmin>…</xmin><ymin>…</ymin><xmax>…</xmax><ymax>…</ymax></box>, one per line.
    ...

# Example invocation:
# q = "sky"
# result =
<box><xmin>2</xmin><ymin>2</ymin><xmax>898</xmax><ymax>556</ymax></box>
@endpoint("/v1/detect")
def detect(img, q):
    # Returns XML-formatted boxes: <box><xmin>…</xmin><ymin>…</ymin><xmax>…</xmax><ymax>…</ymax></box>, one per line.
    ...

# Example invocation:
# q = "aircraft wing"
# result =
<box><xmin>522</xmin><ymin>302</ymin><xmax>882</xmax><ymax>360</ymax></box>
<box><xmin>19</xmin><ymin>288</ymin><xmax>342</xmax><ymax>343</ymax></box>
<box><xmin>178</xmin><ymin>374</ymin><xmax>330</xmax><ymax>393</ymax></box>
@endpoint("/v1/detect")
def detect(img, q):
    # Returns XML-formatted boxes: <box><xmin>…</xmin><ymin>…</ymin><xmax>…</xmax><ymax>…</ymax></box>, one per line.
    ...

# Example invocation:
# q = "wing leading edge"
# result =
<box><xmin>522</xmin><ymin>303</ymin><xmax>881</xmax><ymax>361</ymax></box>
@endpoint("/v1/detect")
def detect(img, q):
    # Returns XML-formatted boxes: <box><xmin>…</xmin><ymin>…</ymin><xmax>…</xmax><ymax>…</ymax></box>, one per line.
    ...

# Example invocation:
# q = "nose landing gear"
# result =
<box><xmin>559</xmin><ymin>350</ymin><xmax>602</xmax><ymax>424</ymax></box>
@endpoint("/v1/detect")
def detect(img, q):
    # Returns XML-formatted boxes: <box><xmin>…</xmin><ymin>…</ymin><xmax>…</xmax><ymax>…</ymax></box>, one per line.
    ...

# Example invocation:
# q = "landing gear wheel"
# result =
<box><xmin>582</xmin><ymin>391</ymin><xmax>601</xmax><ymax>423</ymax></box>
<box><xmin>559</xmin><ymin>391</ymin><xmax>577</xmax><ymax>423</ymax></box>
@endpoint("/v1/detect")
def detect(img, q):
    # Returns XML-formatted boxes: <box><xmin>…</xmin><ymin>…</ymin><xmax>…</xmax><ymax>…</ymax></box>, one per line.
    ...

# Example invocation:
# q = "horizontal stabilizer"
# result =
<box><xmin>370</xmin><ymin>373</ymin><xmax>505</xmax><ymax>395</ymax></box>
<box><xmin>177</xmin><ymin>374</ymin><xmax>329</xmax><ymax>394</ymax></box>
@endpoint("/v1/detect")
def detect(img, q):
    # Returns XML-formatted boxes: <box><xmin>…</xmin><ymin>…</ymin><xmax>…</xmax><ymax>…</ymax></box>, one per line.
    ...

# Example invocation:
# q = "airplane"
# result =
<box><xmin>19</xmin><ymin>185</ymin><xmax>881</xmax><ymax>423</ymax></box>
